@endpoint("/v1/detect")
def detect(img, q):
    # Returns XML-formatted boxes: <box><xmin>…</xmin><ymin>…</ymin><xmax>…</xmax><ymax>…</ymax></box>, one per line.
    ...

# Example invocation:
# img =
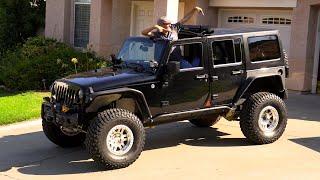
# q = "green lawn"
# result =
<box><xmin>0</xmin><ymin>90</ymin><xmax>49</xmax><ymax>125</ymax></box>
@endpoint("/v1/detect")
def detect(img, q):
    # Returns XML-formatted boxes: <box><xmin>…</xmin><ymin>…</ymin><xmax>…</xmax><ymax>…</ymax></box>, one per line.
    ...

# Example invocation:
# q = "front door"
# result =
<box><xmin>131</xmin><ymin>1</ymin><xmax>154</xmax><ymax>36</ymax></box>
<box><xmin>209</xmin><ymin>36</ymin><xmax>246</xmax><ymax>105</ymax></box>
<box><xmin>162</xmin><ymin>39</ymin><xmax>211</xmax><ymax>113</ymax></box>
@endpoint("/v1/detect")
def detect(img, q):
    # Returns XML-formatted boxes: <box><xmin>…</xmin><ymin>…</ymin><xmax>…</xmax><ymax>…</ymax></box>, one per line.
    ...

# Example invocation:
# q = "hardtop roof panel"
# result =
<box><xmin>212</xmin><ymin>28</ymin><xmax>278</xmax><ymax>35</ymax></box>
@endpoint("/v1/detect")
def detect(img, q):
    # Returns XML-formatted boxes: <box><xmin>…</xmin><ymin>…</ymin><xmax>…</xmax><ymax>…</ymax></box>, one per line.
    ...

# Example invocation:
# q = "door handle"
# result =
<box><xmin>232</xmin><ymin>70</ymin><xmax>244</xmax><ymax>75</ymax></box>
<box><xmin>210</xmin><ymin>76</ymin><xmax>219</xmax><ymax>81</ymax></box>
<box><xmin>194</xmin><ymin>74</ymin><xmax>208</xmax><ymax>80</ymax></box>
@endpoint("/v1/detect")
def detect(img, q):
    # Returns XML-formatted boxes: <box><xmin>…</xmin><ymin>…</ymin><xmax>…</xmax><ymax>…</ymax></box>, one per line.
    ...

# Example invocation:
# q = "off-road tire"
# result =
<box><xmin>42</xmin><ymin>119</ymin><xmax>86</xmax><ymax>148</ymax></box>
<box><xmin>240</xmin><ymin>92</ymin><xmax>287</xmax><ymax>144</ymax></box>
<box><xmin>85</xmin><ymin>108</ymin><xmax>145</xmax><ymax>169</ymax></box>
<box><xmin>189</xmin><ymin>115</ymin><xmax>220</xmax><ymax>127</ymax></box>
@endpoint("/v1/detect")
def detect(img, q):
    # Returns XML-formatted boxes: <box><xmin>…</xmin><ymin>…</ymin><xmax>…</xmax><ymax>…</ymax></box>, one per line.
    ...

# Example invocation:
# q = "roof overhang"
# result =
<box><xmin>209</xmin><ymin>0</ymin><xmax>297</xmax><ymax>8</ymax></box>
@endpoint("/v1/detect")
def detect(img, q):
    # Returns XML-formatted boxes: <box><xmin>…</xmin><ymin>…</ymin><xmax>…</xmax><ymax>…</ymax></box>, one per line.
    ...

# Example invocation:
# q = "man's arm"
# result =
<box><xmin>141</xmin><ymin>25</ymin><xmax>170</xmax><ymax>37</ymax></box>
<box><xmin>178</xmin><ymin>6</ymin><xmax>204</xmax><ymax>25</ymax></box>
<box><xmin>141</xmin><ymin>26</ymin><xmax>158</xmax><ymax>37</ymax></box>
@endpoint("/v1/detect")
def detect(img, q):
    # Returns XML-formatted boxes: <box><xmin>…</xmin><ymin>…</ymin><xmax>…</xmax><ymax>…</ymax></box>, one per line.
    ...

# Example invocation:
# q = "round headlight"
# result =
<box><xmin>78</xmin><ymin>89</ymin><xmax>84</xmax><ymax>99</ymax></box>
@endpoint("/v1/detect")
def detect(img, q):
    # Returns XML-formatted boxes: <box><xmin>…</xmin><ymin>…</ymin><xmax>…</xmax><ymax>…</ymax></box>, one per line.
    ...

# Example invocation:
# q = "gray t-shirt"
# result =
<box><xmin>152</xmin><ymin>23</ymin><xmax>180</xmax><ymax>41</ymax></box>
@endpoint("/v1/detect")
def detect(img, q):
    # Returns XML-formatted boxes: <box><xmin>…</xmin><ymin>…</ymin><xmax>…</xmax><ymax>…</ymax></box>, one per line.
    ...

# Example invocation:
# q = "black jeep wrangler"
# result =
<box><xmin>42</xmin><ymin>26</ymin><xmax>289</xmax><ymax>169</ymax></box>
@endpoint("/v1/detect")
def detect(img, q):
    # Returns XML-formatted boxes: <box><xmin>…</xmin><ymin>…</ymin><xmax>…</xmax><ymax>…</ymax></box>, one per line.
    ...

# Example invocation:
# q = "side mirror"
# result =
<box><xmin>110</xmin><ymin>54</ymin><xmax>122</xmax><ymax>71</ymax></box>
<box><xmin>149</xmin><ymin>60</ymin><xmax>159</xmax><ymax>68</ymax></box>
<box><xmin>110</xmin><ymin>54</ymin><xmax>119</xmax><ymax>64</ymax></box>
<box><xmin>166</xmin><ymin>61</ymin><xmax>180</xmax><ymax>76</ymax></box>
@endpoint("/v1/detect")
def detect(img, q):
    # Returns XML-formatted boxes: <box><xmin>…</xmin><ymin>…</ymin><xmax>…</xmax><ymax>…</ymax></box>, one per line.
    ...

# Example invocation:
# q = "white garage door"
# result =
<box><xmin>219</xmin><ymin>9</ymin><xmax>293</xmax><ymax>54</ymax></box>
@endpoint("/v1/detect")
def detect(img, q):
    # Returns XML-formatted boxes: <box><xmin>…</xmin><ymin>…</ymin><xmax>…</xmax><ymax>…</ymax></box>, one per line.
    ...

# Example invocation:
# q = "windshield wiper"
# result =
<box><xmin>126</xmin><ymin>62</ymin><xmax>145</xmax><ymax>72</ymax></box>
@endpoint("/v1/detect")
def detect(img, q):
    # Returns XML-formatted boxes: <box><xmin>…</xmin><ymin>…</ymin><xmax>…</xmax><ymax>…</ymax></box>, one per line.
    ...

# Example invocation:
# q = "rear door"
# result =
<box><xmin>208</xmin><ymin>36</ymin><xmax>246</xmax><ymax>105</ymax></box>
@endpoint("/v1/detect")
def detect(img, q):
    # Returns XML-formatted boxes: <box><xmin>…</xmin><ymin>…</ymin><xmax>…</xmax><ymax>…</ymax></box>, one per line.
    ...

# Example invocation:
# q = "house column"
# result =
<box><xmin>89</xmin><ymin>0</ymin><xmax>113</xmax><ymax>56</ymax></box>
<box><xmin>111</xmin><ymin>0</ymin><xmax>132</xmax><ymax>52</ymax></box>
<box><xmin>153</xmin><ymin>0</ymin><xmax>179</xmax><ymax>23</ymax></box>
<box><xmin>184</xmin><ymin>0</ymin><xmax>218</xmax><ymax>27</ymax></box>
<box><xmin>45</xmin><ymin>0</ymin><xmax>72</xmax><ymax>43</ymax></box>
<box><xmin>287</xmin><ymin>0</ymin><xmax>320</xmax><ymax>92</ymax></box>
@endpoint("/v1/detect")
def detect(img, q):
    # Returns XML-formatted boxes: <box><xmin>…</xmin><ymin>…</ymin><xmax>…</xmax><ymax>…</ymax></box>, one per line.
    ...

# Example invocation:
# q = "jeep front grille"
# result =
<box><xmin>52</xmin><ymin>82</ymin><xmax>80</xmax><ymax>105</ymax></box>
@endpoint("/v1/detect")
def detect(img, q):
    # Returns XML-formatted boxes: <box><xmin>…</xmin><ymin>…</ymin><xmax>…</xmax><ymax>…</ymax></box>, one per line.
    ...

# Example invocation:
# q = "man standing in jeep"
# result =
<box><xmin>141</xmin><ymin>6</ymin><xmax>205</xmax><ymax>40</ymax></box>
<box><xmin>142</xmin><ymin>6</ymin><xmax>205</xmax><ymax>68</ymax></box>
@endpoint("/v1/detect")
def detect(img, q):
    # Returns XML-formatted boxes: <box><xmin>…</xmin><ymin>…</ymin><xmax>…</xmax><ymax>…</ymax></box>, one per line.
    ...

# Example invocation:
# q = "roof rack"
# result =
<box><xmin>179</xmin><ymin>25</ymin><xmax>214</xmax><ymax>37</ymax></box>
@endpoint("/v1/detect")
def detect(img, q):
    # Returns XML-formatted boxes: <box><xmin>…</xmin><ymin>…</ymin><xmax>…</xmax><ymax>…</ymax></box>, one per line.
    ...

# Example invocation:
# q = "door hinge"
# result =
<box><xmin>212</xmin><ymin>94</ymin><xmax>219</xmax><ymax>100</ymax></box>
<box><xmin>163</xmin><ymin>81</ymin><xmax>169</xmax><ymax>88</ymax></box>
<box><xmin>161</xmin><ymin>101</ymin><xmax>170</xmax><ymax>107</ymax></box>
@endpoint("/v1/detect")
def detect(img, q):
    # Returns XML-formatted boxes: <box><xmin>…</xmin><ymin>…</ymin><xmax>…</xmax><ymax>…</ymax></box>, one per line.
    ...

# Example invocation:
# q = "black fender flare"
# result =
<box><xmin>86</xmin><ymin>88</ymin><xmax>152</xmax><ymax>120</ymax></box>
<box><xmin>233</xmin><ymin>75</ymin><xmax>286</xmax><ymax>105</ymax></box>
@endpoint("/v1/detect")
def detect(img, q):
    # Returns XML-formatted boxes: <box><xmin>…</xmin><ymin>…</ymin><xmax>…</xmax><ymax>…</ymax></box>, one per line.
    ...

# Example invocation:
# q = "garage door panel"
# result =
<box><xmin>219</xmin><ymin>9</ymin><xmax>292</xmax><ymax>54</ymax></box>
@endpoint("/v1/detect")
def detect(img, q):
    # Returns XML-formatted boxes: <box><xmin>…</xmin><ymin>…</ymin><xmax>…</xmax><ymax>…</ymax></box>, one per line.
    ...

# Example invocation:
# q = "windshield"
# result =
<box><xmin>117</xmin><ymin>37</ymin><xmax>167</xmax><ymax>63</ymax></box>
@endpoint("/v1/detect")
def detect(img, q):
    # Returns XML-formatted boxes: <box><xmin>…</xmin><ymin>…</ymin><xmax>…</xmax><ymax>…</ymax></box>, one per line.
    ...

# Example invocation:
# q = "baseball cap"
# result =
<box><xmin>157</xmin><ymin>16</ymin><xmax>172</xmax><ymax>25</ymax></box>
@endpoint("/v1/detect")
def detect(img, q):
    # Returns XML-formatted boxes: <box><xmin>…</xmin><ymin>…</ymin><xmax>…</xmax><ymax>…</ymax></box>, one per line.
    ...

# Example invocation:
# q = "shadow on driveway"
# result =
<box><xmin>286</xmin><ymin>93</ymin><xmax>320</xmax><ymax>122</ymax></box>
<box><xmin>289</xmin><ymin>137</ymin><xmax>320</xmax><ymax>153</ymax></box>
<box><xmin>0</xmin><ymin>121</ymin><xmax>250</xmax><ymax>175</ymax></box>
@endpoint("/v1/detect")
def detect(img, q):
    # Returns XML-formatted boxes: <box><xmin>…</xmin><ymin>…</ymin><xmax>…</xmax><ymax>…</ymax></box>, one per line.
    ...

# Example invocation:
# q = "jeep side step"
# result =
<box><xmin>146</xmin><ymin>106</ymin><xmax>231</xmax><ymax>126</ymax></box>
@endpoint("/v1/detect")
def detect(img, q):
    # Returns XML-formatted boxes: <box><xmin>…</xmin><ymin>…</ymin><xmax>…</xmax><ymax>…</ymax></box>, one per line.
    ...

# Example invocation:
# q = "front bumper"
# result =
<box><xmin>41</xmin><ymin>100</ymin><xmax>80</xmax><ymax>125</ymax></box>
<box><xmin>41</xmin><ymin>101</ymin><xmax>54</xmax><ymax>121</ymax></box>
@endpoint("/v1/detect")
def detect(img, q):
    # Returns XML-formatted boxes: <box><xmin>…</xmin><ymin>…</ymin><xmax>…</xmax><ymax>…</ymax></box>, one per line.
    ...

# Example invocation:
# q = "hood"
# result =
<box><xmin>58</xmin><ymin>68</ymin><xmax>155</xmax><ymax>91</ymax></box>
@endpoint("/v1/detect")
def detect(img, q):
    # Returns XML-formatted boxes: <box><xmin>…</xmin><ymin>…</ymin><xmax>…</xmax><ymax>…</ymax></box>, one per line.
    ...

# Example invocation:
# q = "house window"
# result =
<box><xmin>262</xmin><ymin>17</ymin><xmax>292</xmax><ymax>25</ymax></box>
<box><xmin>228</xmin><ymin>16</ymin><xmax>254</xmax><ymax>24</ymax></box>
<box><xmin>74</xmin><ymin>0</ymin><xmax>91</xmax><ymax>48</ymax></box>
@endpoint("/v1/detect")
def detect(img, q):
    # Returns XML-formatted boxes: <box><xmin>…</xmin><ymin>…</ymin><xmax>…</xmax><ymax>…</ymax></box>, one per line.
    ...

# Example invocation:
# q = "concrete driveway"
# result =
<box><xmin>0</xmin><ymin>93</ymin><xmax>320</xmax><ymax>180</ymax></box>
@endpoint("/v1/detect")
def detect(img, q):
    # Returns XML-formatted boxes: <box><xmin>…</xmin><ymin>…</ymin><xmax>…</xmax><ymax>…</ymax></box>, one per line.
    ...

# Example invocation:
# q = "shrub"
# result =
<box><xmin>0</xmin><ymin>36</ymin><xmax>108</xmax><ymax>91</ymax></box>
<box><xmin>0</xmin><ymin>0</ymin><xmax>45</xmax><ymax>56</ymax></box>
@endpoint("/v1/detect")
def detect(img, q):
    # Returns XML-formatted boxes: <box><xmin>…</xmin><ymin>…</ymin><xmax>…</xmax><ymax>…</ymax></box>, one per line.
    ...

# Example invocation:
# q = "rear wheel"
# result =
<box><xmin>42</xmin><ymin>119</ymin><xmax>86</xmax><ymax>148</ymax></box>
<box><xmin>85</xmin><ymin>108</ymin><xmax>145</xmax><ymax>169</ymax></box>
<box><xmin>240</xmin><ymin>92</ymin><xmax>287</xmax><ymax>144</ymax></box>
<box><xmin>189</xmin><ymin>115</ymin><xmax>220</xmax><ymax>127</ymax></box>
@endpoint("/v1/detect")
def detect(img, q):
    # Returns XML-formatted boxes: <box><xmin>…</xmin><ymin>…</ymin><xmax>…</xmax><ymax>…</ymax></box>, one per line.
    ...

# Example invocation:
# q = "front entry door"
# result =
<box><xmin>130</xmin><ymin>1</ymin><xmax>185</xmax><ymax>36</ymax></box>
<box><xmin>162</xmin><ymin>40</ymin><xmax>211</xmax><ymax>113</ymax></box>
<box><xmin>209</xmin><ymin>37</ymin><xmax>246</xmax><ymax>105</ymax></box>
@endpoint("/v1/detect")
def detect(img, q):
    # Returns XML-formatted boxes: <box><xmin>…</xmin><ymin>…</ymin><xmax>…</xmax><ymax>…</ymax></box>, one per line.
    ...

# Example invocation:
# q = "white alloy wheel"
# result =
<box><xmin>258</xmin><ymin>106</ymin><xmax>279</xmax><ymax>133</ymax></box>
<box><xmin>106</xmin><ymin>125</ymin><xmax>134</xmax><ymax>156</ymax></box>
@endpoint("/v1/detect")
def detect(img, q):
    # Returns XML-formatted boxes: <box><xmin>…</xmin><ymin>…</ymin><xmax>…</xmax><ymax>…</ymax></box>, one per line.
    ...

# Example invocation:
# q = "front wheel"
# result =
<box><xmin>240</xmin><ymin>92</ymin><xmax>287</xmax><ymax>144</ymax></box>
<box><xmin>85</xmin><ymin>108</ymin><xmax>145</xmax><ymax>169</ymax></box>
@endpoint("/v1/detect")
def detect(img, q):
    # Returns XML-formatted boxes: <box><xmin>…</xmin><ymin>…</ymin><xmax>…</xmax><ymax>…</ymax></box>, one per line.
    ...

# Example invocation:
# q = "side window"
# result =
<box><xmin>212</xmin><ymin>39</ymin><xmax>242</xmax><ymax>66</ymax></box>
<box><xmin>169</xmin><ymin>43</ymin><xmax>203</xmax><ymax>69</ymax></box>
<box><xmin>248</xmin><ymin>35</ymin><xmax>281</xmax><ymax>62</ymax></box>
